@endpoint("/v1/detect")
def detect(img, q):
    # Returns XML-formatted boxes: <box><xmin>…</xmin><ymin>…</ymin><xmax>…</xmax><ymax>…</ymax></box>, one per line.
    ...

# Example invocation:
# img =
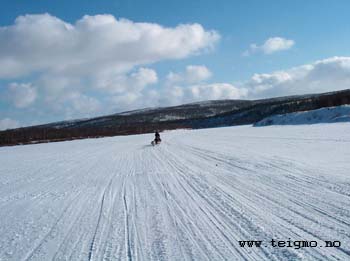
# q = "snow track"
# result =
<box><xmin>0</xmin><ymin>124</ymin><xmax>349</xmax><ymax>260</ymax></box>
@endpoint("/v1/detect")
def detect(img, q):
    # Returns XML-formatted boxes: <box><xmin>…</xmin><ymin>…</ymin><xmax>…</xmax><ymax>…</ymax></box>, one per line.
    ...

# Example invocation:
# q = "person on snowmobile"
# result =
<box><xmin>154</xmin><ymin>131</ymin><xmax>161</xmax><ymax>144</ymax></box>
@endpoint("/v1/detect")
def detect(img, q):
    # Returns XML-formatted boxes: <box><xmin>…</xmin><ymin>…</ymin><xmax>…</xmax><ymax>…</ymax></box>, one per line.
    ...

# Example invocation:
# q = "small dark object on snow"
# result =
<box><xmin>151</xmin><ymin>131</ymin><xmax>162</xmax><ymax>146</ymax></box>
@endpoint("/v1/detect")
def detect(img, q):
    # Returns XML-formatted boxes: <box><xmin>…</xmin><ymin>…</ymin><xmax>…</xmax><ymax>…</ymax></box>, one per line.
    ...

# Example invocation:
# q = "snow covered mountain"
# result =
<box><xmin>255</xmin><ymin>105</ymin><xmax>350</xmax><ymax>126</ymax></box>
<box><xmin>0</xmin><ymin>123</ymin><xmax>349</xmax><ymax>260</ymax></box>
<box><xmin>0</xmin><ymin>89</ymin><xmax>349</xmax><ymax>146</ymax></box>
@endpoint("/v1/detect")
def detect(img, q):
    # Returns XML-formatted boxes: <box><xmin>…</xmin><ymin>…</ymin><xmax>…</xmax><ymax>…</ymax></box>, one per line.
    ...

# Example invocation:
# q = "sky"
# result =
<box><xmin>1</xmin><ymin>0</ymin><xmax>350</xmax><ymax>129</ymax></box>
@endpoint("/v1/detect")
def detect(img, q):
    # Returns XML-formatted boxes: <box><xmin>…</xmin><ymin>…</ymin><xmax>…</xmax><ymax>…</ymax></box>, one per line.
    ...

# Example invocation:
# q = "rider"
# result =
<box><xmin>155</xmin><ymin>131</ymin><xmax>161</xmax><ymax>143</ymax></box>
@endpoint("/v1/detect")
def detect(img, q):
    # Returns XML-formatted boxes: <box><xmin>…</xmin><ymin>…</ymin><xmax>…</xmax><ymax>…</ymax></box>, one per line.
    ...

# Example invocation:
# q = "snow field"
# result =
<box><xmin>0</xmin><ymin>123</ymin><xmax>350</xmax><ymax>260</ymax></box>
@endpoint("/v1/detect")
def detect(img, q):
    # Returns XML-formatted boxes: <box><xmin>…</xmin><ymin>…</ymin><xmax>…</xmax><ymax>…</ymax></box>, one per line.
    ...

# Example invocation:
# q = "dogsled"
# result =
<box><xmin>151</xmin><ymin>131</ymin><xmax>161</xmax><ymax>146</ymax></box>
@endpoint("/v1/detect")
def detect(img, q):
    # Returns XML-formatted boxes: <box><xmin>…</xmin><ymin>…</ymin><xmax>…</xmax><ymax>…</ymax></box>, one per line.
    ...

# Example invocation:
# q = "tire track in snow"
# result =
<box><xmin>88</xmin><ymin>178</ymin><xmax>113</xmax><ymax>261</ymax></box>
<box><xmin>122</xmin><ymin>170</ymin><xmax>132</xmax><ymax>261</ymax></box>
<box><xmin>22</xmin><ymin>191</ymin><xmax>83</xmax><ymax>261</ymax></box>
<box><xmin>154</xmin><ymin>145</ymin><xmax>271</xmax><ymax>260</ymax></box>
<box><xmin>160</xmin><ymin>137</ymin><xmax>348</xmax><ymax>258</ymax></box>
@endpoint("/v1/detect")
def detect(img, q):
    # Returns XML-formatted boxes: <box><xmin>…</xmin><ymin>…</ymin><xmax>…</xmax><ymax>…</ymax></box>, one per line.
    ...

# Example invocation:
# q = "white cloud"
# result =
<box><xmin>3</xmin><ymin>56</ymin><xmax>350</xmax><ymax>128</ymax></box>
<box><xmin>244</xmin><ymin>37</ymin><xmax>295</xmax><ymax>55</ymax></box>
<box><xmin>166</xmin><ymin>65</ymin><xmax>212</xmax><ymax>84</ymax></box>
<box><xmin>245</xmin><ymin>56</ymin><xmax>350</xmax><ymax>98</ymax></box>
<box><xmin>0</xmin><ymin>13</ymin><xmax>219</xmax><ymax>120</ymax></box>
<box><xmin>96</xmin><ymin>67</ymin><xmax>158</xmax><ymax>94</ymax></box>
<box><xmin>162</xmin><ymin>65</ymin><xmax>246</xmax><ymax>105</ymax></box>
<box><xmin>38</xmin><ymin>74</ymin><xmax>81</xmax><ymax>102</ymax></box>
<box><xmin>45</xmin><ymin>90</ymin><xmax>102</xmax><ymax>120</ymax></box>
<box><xmin>8</xmin><ymin>83</ymin><xmax>37</xmax><ymax>108</ymax></box>
<box><xmin>68</xmin><ymin>92</ymin><xmax>101</xmax><ymax>114</ymax></box>
<box><xmin>0</xmin><ymin>13</ymin><xmax>220</xmax><ymax>79</ymax></box>
<box><xmin>0</xmin><ymin>118</ymin><xmax>20</xmax><ymax>130</ymax></box>
<box><xmin>1</xmin><ymin>12</ymin><xmax>349</xmax><ymax>127</ymax></box>
<box><xmin>185</xmin><ymin>65</ymin><xmax>212</xmax><ymax>83</ymax></box>
<box><xmin>111</xmin><ymin>92</ymin><xmax>140</xmax><ymax>108</ymax></box>
<box><xmin>163</xmin><ymin>57</ymin><xmax>350</xmax><ymax>106</ymax></box>
<box><xmin>106</xmin><ymin>65</ymin><xmax>244</xmax><ymax>111</ymax></box>
<box><xmin>187</xmin><ymin>83</ymin><xmax>248</xmax><ymax>101</ymax></box>
<box><xmin>115</xmin><ymin>82</ymin><xmax>247</xmax><ymax>110</ymax></box>
<box><xmin>163</xmin><ymin>65</ymin><xmax>247</xmax><ymax>105</ymax></box>
<box><xmin>109</xmin><ymin>88</ymin><xmax>164</xmax><ymax>112</ymax></box>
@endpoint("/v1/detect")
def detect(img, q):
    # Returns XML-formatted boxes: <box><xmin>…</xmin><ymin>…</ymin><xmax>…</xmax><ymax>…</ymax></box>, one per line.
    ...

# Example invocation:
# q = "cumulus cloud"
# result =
<box><xmin>96</xmin><ymin>67</ymin><xmax>158</xmax><ymax>94</ymax></box>
<box><xmin>110</xmin><ymin>82</ymin><xmax>247</xmax><ymax>111</ymax></box>
<box><xmin>185</xmin><ymin>65</ymin><xmax>212</xmax><ymax>83</ymax></box>
<box><xmin>104</xmin><ymin>65</ymin><xmax>245</xmax><ymax>111</ymax></box>
<box><xmin>67</xmin><ymin>92</ymin><xmax>101</xmax><ymax>114</ymax></box>
<box><xmin>1</xmin><ymin>14</ymin><xmax>350</xmax><ymax>127</ymax></box>
<box><xmin>0</xmin><ymin>118</ymin><xmax>20</xmax><ymax>130</ymax></box>
<box><xmin>166</xmin><ymin>65</ymin><xmax>212</xmax><ymax>84</ymax></box>
<box><xmin>109</xmin><ymin>89</ymin><xmax>163</xmax><ymax>112</ymax></box>
<box><xmin>0</xmin><ymin>13</ymin><xmax>219</xmax><ymax>121</ymax></box>
<box><xmin>244</xmin><ymin>37</ymin><xmax>295</xmax><ymax>56</ymax></box>
<box><xmin>7</xmin><ymin>83</ymin><xmax>37</xmax><ymax>108</ymax></box>
<box><xmin>163</xmin><ymin>66</ymin><xmax>247</xmax><ymax>105</ymax></box>
<box><xmin>245</xmin><ymin>56</ymin><xmax>350</xmax><ymax>98</ymax></box>
<box><xmin>0</xmin><ymin>13</ymin><xmax>220</xmax><ymax>79</ymax></box>
<box><xmin>180</xmin><ymin>83</ymin><xmax>247</xmax><ymax>102</ymax></box>
<box><xmin>162</xmin><ymin>57</ymin><xmax>350</xmax><ymax>106</ymax></box>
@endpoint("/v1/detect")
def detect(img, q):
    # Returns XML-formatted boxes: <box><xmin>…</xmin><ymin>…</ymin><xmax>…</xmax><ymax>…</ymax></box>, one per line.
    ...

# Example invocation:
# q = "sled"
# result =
<box><xmin>151</xmin><ymin>139</ymin><xmax>161</xmax><ymax>146</ymax></box>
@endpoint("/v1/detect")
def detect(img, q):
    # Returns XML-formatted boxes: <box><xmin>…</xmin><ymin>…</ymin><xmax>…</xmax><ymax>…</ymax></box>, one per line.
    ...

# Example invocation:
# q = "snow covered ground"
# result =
<box><xmin>0</xmin><ymin>123</ymin><xmax>350</xmax><ymax>260</ymax></box>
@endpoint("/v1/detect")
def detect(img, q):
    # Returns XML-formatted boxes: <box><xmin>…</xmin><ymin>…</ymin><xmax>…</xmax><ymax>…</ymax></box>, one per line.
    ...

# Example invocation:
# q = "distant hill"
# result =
<box><xmin>1</xmin><ymin>89</ymin><xmax>350</xmax><ymax>146</ymax></box>
<box><xmin>254</xmin><ymin>105</ymin><xmax>350</xmax><ymax>126</ymax></box>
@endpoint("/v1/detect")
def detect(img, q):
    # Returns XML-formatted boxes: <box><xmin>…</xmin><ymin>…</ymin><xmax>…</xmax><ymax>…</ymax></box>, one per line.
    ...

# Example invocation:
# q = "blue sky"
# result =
<box><xmin>1</xmin><ymin>0</ymin><xmax>350</xmax><ymax>129</ymax></box>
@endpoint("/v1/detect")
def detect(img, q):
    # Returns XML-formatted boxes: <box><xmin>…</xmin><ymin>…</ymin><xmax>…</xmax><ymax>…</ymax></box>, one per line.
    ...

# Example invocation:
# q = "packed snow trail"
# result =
<box><xmin>0</xmin><ymin>124</ymin><xmax>350</xmax><ymax>261</ymax></box>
